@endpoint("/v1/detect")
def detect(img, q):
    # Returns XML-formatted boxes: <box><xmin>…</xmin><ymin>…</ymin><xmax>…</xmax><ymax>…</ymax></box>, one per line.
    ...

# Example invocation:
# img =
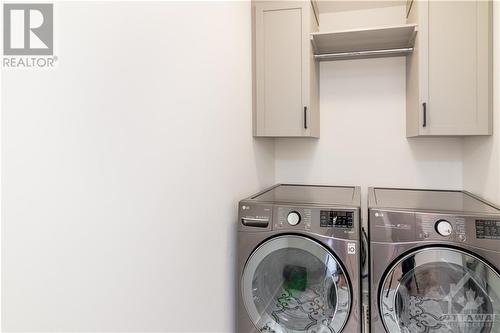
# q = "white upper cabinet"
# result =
<box><xmin>406</xmin><ymin>0</ymin><xmax>493</xmax><ymax>137</ymax></box>
<box><xmin>253</xmin><ymin>1</ymin><xmax>319</xmax><ymax>137</ymax></box>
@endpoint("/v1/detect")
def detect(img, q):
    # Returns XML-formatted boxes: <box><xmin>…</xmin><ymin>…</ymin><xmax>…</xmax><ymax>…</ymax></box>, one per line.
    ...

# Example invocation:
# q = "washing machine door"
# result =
<box><xmin>380</xmin><ymin>247</ymin><xmax>500</xmax><ymax>333</ymax></box>
<box><xmin>242</xmin><ymin>235</ymin><xmax>351</xmax><ymax>333</ymax></box>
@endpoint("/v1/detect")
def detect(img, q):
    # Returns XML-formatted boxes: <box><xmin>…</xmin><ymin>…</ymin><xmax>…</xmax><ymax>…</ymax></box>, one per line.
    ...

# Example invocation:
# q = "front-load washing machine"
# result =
<box><xmin>237</xmin><ymin>184</ymin><xmax>362</xmax><ymax>333</ymax></box>
<box><xmin>368</xmin><ymin>187</ymin><xmax>500</xmax><ymax>333</ymax></box>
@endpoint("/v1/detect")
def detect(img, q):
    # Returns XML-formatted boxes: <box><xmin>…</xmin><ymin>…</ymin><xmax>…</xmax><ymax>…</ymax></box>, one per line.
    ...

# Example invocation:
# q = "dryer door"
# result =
<box><xmin>380</xmin><ymin>247</ymin><xmax>500</xmax><ymax>333</ymax></box>
<box><xmin>241</xmin><ymin>235</ymin><xmax>351</xmax><ymax>333</ymax></box>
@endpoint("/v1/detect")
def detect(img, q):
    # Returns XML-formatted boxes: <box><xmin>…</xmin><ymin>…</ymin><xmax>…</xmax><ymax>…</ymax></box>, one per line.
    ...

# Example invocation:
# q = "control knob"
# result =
<box><xmin>435</xmin><ymin>219</ymin><xmax>453</xmax><ymax>237</ymax></box>
<box><xmin>287</xmin><ymin>211</ymin><xmax>301</xmax><ymax>226</ymax></box>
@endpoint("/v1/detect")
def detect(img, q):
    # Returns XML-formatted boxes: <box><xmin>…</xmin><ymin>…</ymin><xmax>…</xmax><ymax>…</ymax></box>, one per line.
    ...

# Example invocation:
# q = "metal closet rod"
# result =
<box><xmin>314</xmin><ymin>47</ymin><xmax>414</xmax><ymax>60</ymax></box>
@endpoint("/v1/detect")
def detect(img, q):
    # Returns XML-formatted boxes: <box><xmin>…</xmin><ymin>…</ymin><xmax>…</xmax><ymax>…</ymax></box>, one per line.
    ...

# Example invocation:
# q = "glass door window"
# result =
<box><xmin>380</xmin><ymin>247</ymin><xmax>500</xmax><ymax>333</ymax></box>
<box><xmin>242</xmin><ymin>235</ymin><xmax>351</xmax><ymax>333</ymax></box>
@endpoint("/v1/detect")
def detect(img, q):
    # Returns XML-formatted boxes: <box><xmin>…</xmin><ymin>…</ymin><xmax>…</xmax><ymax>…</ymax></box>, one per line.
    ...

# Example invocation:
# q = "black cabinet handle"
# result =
<box><xmin>304</xmin><ymin>106</ymin><xmax>308</xmax><ymax>129</ymax></box>
<box><xmin>422</xmin><ymin>102</ymin><xmax>427</xmax><ymax>127</ymax></box>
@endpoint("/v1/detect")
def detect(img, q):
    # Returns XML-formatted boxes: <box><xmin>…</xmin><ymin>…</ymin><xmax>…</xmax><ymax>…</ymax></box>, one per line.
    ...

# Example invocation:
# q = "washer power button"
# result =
<box><xmin>287</xmin><ymin>211</ymin><xmax>301</xmax><ymax>226</ymax></box>
<box><xmin>435</xmin><ymin>219</ymin><xmax>453</xmax><ymax>237</ymax></box>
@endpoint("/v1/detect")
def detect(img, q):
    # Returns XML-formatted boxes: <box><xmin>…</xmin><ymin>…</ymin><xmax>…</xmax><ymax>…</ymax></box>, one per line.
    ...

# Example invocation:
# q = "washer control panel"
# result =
<box><xmin>476</xmin><ymin>220</ymin><xmax>500</xmax><ymax>240</ymax></box>
<box><xmin>274</xmin><ymin>206</ymin><xmax>358</xmax><ymax>240</ymax></box>
<box><xmin>320</xmin><ymin>210</ymin><xmax>353</xmax><ymax>228</ymax></box>
<box><xmin>277</xmin><ymin>207</ymin><xmax>312</xmax><ymax>230</ymax></box>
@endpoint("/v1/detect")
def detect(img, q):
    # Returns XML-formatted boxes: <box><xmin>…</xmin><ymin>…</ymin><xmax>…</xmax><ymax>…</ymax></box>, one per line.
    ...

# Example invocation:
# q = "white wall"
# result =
<box><xmin>275</xmin><ymin>7</ymin><xmax>464</xmax><ymax>213</ymax></box>
<box><xmin>463</xmin><ymin>2</ymin><xmax>500</xmax><ymax>206</ymax></box>
<box><xmin>2</xmin><ymin>2</ymin><xmax>274</xmax><ymax>332</ymax></box>
<box><xmin>274</xmin><ymin>58</ymin><xmax>463</xmax><ymax>204</ymax></box>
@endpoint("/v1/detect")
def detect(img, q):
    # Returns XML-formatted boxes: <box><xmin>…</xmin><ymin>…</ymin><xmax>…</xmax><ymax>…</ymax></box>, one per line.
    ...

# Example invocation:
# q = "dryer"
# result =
<box><xmin>237</xmin><ymin>184</ymin><xmax>362</xmax><ymax>333</ymax></box>
<box><xmin>368</xmin><ymin>187</ymin><xmax>500</xmax><ymax>333</ymax></box>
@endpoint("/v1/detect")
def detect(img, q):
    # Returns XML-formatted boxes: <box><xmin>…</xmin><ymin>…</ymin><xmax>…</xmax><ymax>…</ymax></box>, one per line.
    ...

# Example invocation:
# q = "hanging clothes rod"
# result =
<box><xmin>314</xmin><ymin>47</ymin><xmax>414</xmax><ymax>61</ymax></box>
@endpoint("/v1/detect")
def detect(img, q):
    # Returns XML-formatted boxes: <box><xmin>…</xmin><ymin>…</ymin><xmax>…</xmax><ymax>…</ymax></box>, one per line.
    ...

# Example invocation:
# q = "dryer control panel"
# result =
<box><xmin>416</xmin><ymin>214</ymin><xmax>466</xmax><ymax>242</ymax></box>
<box><xmin>371</xmin><ymin>209</ymin><xmax>500</xmax><ymax>246</ymax></box>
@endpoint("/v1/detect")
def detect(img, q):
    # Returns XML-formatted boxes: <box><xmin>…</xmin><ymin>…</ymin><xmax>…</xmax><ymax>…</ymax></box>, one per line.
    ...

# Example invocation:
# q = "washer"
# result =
<box><xmin>368</xmin><ymin>187</ymin><xmax>500</xmax><ymax>333</ymax></box>
<box><xmin>237</xmin><ymin>184</ymin><xmax>362</xmax><ymax>333</ymax></box>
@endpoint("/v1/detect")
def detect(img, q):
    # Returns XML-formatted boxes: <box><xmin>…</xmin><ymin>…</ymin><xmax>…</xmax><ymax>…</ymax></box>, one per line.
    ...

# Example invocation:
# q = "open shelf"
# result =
<box><xmin>311</xmin><ymin>24</ymin><xmax>418</xmax><ymax>61</ymax></box>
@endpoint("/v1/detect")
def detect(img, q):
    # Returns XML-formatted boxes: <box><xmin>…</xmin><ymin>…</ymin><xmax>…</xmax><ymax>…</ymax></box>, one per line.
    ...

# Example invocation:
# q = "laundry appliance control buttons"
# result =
<box><xmin>435</xmin><ymin>219</ymin><xmax>453</xmax><ymax>237</ymax></box>
<box><xmin>287</xmin><ymin>211</ymin><xmax>301</xmax><ymax>226</ymax></box>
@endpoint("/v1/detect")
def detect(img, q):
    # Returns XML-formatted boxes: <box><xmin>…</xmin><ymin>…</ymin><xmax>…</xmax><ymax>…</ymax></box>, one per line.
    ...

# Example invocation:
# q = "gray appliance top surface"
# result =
<box><xmin>370</xmin><ymin>188</ymin><xmax>500</xmax><ymax>214</ymax></box>
<box><xmin>249</xmin><ymin>184</ymin><xmax>360</xmax><ymax>207</ymax></box>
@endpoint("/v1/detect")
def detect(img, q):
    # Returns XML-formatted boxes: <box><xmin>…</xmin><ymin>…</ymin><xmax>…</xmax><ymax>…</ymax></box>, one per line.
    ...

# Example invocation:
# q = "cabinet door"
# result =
<box><xmin>406</xmin><ymin>0</ymin><xmax>492</xmax><ymax>137</ymax></box>
<box><xmin>427</xmin><ymin>0</ymin><xmax>490</xmax><ymax>135</ymax></box>
<box><xmin>254</xmin><ymin>2</ymin><xmax>309</xmax><ymax>137</ymax></box>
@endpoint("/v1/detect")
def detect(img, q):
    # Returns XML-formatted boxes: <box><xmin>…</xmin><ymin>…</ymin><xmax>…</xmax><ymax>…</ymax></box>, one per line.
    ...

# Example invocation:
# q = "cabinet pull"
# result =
<box><xmin>304</xmin><ymin>106</ymin><xmax>308</xmax><ymax>129</ymax></box>
<box><xmin>422</xmin><ymin>102</ymin><xmax>427</xmax><ymax>127</ymax></box>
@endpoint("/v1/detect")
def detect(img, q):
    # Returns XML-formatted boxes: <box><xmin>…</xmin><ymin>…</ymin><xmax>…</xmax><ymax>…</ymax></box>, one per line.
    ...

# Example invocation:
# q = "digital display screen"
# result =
<box><xmin>476</xmin><ymin>220</ymin><xmax>500</xmax><ymax>240</ymax></box>
<box><xmin>320</xmin><ymin>210</ymin><xmax>353</xmax><ymax>228</ymax></box>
